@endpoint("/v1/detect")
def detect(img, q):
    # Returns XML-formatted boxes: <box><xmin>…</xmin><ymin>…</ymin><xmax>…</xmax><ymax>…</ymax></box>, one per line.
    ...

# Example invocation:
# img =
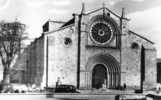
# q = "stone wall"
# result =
<box><xmin>78</xmin><ymin>11</ymin><xmax>122</xmax><ymax>89</ymax></box>
<box><xmin>46</xmin><ymin>25</ymin><xmax>78</xmax><ymax>87</ymax></box>
<box><xmin>78</xmin><ymin>9</ymin><xmax>157</xmax><ymax>89</ymax></box>
<box><xmin>121</xmin><ymin>30</ymin><xmax>156</xmax><ymax>89</ymax></box>
<box><xmin>24</xmin><ymin>35</ymin><xmax>45</xmax><ymax>87</ymax></box>
<box><xmin>157</xmin><ymin>59</ymin><xmax>161</xmax><ymax>83</ymax></box>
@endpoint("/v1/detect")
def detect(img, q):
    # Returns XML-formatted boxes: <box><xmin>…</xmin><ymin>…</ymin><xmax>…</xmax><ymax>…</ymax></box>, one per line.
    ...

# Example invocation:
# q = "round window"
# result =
<box><xmin>90</xmin><ymin>21</ymin><xmax>113</xmax><ymax>45</ymax></box>
<box><xmin>131</xmin><ymin>42</ymin><xmax>139</xmax><ymax>49</ymax></box>
<box><xmin>64</xmin><ymin>37</ymin><xmax>72</xmax><ymax>47</ymax></box>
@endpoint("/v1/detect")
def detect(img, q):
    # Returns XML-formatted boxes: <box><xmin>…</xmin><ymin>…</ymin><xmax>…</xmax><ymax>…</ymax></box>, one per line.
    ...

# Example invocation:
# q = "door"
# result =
<box><xmin>92</xmin><ymin>64</ymin><xmax>107</xmax><ymax>89</ymax></box>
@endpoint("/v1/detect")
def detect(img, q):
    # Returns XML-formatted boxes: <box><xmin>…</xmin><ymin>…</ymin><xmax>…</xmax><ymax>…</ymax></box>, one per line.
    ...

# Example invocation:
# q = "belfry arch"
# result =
<box><xmin>86</xmin><ymin>54</ymin><xmax>121</xmax><ymax>89</ymax></box>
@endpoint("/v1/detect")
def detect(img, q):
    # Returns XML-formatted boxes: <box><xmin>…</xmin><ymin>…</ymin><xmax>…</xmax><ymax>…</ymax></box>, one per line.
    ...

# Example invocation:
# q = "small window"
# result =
<box><xmin>64</xmin><ymin>37</ymin><xmax>72</xmax><ymax>47</ymax></box>
<box><xmin>131</xmin><ymin>42</ymin><xmax>139</xmax><ymax>49</ymax></box>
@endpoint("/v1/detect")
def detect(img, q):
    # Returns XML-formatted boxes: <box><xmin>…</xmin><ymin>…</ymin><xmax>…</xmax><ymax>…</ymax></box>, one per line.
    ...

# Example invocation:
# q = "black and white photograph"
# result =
<box><xmin>0</xmin><ymin>0</ymin><xmax>160</xmax><ymax>100</ymax></box>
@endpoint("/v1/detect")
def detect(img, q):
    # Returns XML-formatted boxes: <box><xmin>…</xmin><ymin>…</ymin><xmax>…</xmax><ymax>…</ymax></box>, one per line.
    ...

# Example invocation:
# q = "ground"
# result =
<box><xmin>0</xmin><ymin>93</ymin><xmax>145</xmax><ymax>100</ymax></box>
<box><xmin>0</xmin><ymin>89</ymin><xmax>152</xmax><ymax>100</ymax></box>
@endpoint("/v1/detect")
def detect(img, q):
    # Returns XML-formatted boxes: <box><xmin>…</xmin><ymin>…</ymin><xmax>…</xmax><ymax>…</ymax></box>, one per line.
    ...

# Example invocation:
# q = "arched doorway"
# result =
<box><xmin>86</xmin><ymin>54</ymin><xmax>120</xmax><ymax>89</ymax></box>
<box><xmin>92</xmin><ymin>64</ymin><xmax>107</xmax><ymax>89</ymax></box>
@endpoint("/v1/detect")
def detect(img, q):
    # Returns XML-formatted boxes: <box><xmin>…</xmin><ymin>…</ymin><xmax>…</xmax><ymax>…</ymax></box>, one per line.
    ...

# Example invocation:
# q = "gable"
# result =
<box><xmin>128</xmin><ymin>30</ymin><xmax>155</xmax><ymax>49</ymax></box>
<box><xmin>129</xmin><ymin>30</ymin><xmax>154</xmax><ymax>44</ymax></box>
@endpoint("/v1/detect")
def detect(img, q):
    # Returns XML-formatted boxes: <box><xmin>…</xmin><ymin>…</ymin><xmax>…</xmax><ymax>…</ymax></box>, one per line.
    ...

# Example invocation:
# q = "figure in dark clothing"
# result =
<box><xmin>123</xmin><ymin>83</ymin><xmax>126</xmax><ymax>90</ymax></box>
<box><xmin>56</xmin><ymin>77</ymin><xmax>61</xmax><ymax>88</ymax></box>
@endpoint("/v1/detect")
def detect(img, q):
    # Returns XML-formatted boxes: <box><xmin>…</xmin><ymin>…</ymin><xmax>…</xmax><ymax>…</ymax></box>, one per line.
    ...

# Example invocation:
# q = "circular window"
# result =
<box><xmin>131</xmin><ymin>42</ymin><xmax>139</xmax><ymax>49</ymax></box>
<box><xmin>64</xmin><ymin>37</ymin><xmax>72</xmax><ymax>47</ymax></box>
<box><xmin>90</xmin><ymin>21</ymin><xmax>113</xmax><ymax>45</ymax></box>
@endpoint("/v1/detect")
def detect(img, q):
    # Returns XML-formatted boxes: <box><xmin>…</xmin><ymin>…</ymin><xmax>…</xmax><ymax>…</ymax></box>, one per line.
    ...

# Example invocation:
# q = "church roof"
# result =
<box><xmin>85</xmin><ymin>7</ymin><xmax>129</xmax><ymax>21</ymax></box>
<box><xmin>60</xmin><ymin>6</ymin><xmax>129</xmax><ymax>28</ymax></box>
<box><xmin>61</xmin><ymin>17</ymin><xmax>75</xmax><ymax>28</ymax></box>
<box><xmin>129</xmin><ymin>30</ymin><xmax>154</xmax><ymax>44</ymax></box>
<box><xmin>44</xmin><ymin>7</ymin><xmax>154</xmax><ymax>46</ymax></box>
<box><xmin>43</xmin><ymin>20</ymin><xmax>66</xmax><ymax>28</ymax></box>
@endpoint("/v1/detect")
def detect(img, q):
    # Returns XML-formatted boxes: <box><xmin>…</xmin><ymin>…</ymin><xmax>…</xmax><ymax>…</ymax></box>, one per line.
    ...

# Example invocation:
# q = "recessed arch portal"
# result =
<box><xmin>86</xmin><ymin>54</ymin><xmax>120</xmax><ymax>89</ymax></box>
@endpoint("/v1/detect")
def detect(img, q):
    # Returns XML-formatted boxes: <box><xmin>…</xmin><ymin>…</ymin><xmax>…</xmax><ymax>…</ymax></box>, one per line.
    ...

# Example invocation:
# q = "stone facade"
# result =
<box><xmin>23</xmin><ymin>7</ymin><xmax>157</xmax><ymax>90</ymax></box>
<box><xmin>157</xmin><ymin>59</ymin><xmax>161</xmax><ymax>83</ymax></box>
<box><xmin>46</xmin><ymin>25</ymin><xmax>78</xmax><ymax>87</ymax></box>
<box><xmin>121</xmin><ymin>31</ymin><xmax>156</xmax><ymax>89</ymax></box>
<box><xmin>24</xmin><ymin>35</ymin><xmax>45</xmax><ymax>86</ymax></box>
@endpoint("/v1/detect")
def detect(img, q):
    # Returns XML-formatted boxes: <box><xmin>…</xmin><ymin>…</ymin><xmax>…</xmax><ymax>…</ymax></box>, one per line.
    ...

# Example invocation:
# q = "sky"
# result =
<box><xmin>0</xmin><ymin>0</ymin><xmax>161</xmax><ymax>57</ymax></box>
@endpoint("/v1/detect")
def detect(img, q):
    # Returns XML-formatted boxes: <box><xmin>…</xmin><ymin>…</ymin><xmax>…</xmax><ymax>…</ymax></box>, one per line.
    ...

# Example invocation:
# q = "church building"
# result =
<box><xmin>23</xmin><ymin>4</ymin><xmax>157</xmax><ymax>90</ymax></box>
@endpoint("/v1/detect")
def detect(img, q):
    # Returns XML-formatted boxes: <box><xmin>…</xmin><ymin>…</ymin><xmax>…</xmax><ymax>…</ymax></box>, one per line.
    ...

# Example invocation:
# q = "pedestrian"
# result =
<box><xmin>156</xmin><ymin>83</ymin><xmax>161</xmax><ymax>93</ymax></box>
<box><xmin>123</xmin><ymin>83</ymin><xmax>126</xmax><ymax>90</ymax></box>
<box><xmin>56</xmin><ymin>77</ymin><xmax>61</xmax><ymax>88</ymax></box>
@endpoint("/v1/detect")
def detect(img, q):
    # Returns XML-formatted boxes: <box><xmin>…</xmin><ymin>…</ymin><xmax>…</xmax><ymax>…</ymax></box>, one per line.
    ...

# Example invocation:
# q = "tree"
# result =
<box><xmin>0</xmin><ymin>20</ymin><xmax>26</xmax><ymax>89</ymax></box>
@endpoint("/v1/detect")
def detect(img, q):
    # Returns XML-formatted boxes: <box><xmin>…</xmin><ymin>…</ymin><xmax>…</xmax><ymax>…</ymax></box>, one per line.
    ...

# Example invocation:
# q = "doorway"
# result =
<box><xmin>92</xmin><ymin>64</ymin><xmax>107</xmax><ymax>89</ymax></box>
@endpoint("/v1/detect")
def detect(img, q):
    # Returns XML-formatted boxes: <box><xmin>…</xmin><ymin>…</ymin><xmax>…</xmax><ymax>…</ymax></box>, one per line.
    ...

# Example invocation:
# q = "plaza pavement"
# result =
<box><xmin>0</xmin><ymin>89</ymin><xmax>157</xmax><ymax>100</ymax></box>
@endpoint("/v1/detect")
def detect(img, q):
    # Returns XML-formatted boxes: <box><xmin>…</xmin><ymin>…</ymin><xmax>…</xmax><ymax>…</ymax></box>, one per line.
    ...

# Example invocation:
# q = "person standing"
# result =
<box><xmin>56</xmin><ymin>77</ymin><xmax>62</xmax><ymax>88</ymax></box>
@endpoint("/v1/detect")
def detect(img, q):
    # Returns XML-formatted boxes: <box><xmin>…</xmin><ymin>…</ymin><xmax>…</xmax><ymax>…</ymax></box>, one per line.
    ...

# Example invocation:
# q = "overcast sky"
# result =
<box><xmin>0</xmin><ymin>0</ymin><xmax>161</xmax><ymax>57</ymax></box>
